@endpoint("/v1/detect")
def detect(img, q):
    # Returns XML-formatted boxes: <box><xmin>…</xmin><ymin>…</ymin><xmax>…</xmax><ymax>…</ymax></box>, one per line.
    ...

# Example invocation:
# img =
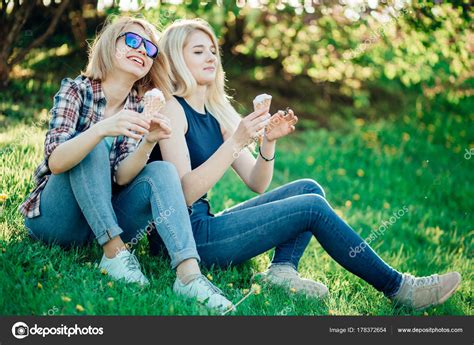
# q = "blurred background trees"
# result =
<box><xmin>0</xmin><ymin>0</ymin><xmax>472</xmax><ymax>126</ymax></box>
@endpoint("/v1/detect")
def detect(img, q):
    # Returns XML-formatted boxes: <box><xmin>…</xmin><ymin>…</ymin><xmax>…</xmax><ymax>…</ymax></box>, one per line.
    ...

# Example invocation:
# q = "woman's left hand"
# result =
<box><xmin>145</xmin><ymin>113</ymin><xmax>172</xmax><ymax>143</ymax></box>
<box><xmin>264</xmin><ymin>109</ymin><xmax>298</xmax><ymax>142</ymax></box>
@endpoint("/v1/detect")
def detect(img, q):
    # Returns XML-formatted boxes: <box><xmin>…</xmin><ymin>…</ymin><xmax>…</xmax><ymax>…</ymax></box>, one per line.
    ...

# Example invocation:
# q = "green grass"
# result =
<box><xmin>1</xmin><ymin>91</ymin><xmax>472</xmax><ymax>316</ymax></box>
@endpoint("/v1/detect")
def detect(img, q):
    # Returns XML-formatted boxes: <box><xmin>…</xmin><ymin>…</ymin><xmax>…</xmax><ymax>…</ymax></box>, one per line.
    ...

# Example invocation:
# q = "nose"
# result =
<box><xmin>206</xmin><ymin>51</ymin><xmax>217</xmax><ymax>62</ymax></box>
<box><xmin>136</xmin><ymin>44</ymin><xmax>147</xmax><ymax>56</ymax></box>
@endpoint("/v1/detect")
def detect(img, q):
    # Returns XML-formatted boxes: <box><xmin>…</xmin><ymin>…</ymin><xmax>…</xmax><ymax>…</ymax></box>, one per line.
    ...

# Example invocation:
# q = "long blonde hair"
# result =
<box><xmin>159</xmin><ymin>18</ymin><xmax>241</xmax><ymax>134</ymax></box>
<box><xmin>83</xmin><ymin>16</ymin><xmax>172</xmax><ymax>98</ymax></box>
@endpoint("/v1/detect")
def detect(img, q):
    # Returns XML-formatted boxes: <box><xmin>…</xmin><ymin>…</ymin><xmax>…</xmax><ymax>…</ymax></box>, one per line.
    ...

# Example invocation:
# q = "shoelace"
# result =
<box><xmin>197</xmin><ymin>275</ymin><xmax>224</xmax><ymax>296</ymax></box>
<box><xmin>406</xmin><ymin>274</ymin><xmax>439</xmax><ymax>288</ymax></box>
<box><xmin>123</xmin><ymin>250</ymin><xmax>141</xmax><ymax>272</ymax></box>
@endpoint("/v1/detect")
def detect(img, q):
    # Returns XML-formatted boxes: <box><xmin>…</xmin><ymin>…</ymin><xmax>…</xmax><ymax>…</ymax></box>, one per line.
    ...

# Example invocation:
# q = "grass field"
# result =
<box><xmin>0</xmin><ymin>88</ymin><xmax>473</xmax><ymax>316</ymax></box>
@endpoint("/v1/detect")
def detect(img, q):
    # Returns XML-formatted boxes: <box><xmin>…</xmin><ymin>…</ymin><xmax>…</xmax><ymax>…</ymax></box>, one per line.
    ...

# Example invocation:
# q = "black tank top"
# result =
<box><xmin>147</xmin><ymin>96</ymin><xmax>224</xmax><ymax>199</ymax></box>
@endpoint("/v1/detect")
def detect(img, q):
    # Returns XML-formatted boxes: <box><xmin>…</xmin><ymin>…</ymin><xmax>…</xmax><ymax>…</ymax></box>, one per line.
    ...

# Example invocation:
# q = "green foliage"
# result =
<box><xmin>140</xmin><ymin>1</ymin><xmax>472</xmax><ymax>108</ymax></box>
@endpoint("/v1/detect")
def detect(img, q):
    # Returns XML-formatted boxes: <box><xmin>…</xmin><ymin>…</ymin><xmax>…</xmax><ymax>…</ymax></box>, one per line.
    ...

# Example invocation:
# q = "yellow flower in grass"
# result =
<box><xmin>206</xmin><ymin>273</ymin><xmax>213</xmax><ymax>281</ymax></box>
<box><xmin>75</xmin><ymin>304</ymin><xmax>85</xmax><ymax>312</ymax></box>
<box><xmin>345</xmin><ymin>200</ymin><xmax>352</xmax><ymax>208</ymax></box>
<box><xmin>355</xmin><ymin>118</ymin><xmax>365</xmax><ymax>126</ymax></box>
<box><xmin>251</xmin><ymin>284</ymin><xmax>262</xmax><ymax>295</ymax></box>
<box><xmin>61</xmin><ymin>296</ymin><xmax>71</xmax><ymax>303</ymax></box>
<box><xmin>0</xmin><ymin>193</ymin><xmax>8</xmax><ymax>202</ymax></box>
<box><xmin>37</xmin><ymin>282</ymin><xmax>43</xmax><ymax>289</ymax></box>
<box><xmin>353</xmin><ymin>193</ymin><xmax>360</xmax><ymax>201</ymax></box>
<box><xmin>383</xmin><ymin>202</ymin><xmax>390</xmax><ymax>209</ymax></box>
<box><xmin>100</xmin><ymin>268</ymin><xmax>107</xmax><ymax>275</ymax></box>
<box><xmin>107</xmin><ymin>282</ymin><xmax>114</xmax><ymax>288</ymax></box>
<box><xmin>357</xmin><ymin>169</ymin><xmax>365</xmax><ymax>177</ymax></box>
<box><xmin>290</xmin><ymin>287</ymin><xmax>297</xmax><ymax>293</ymax></box>
<box><xmin>242</xmin><ymin>288</ymin><xmax>250</xmax><ymax>295</ymax></box>
<box><xmin>306</xmin><ymin>156</ymin><xmax>315</xmax><ymax>166</ymax></box>
<box><xmin>402</xmin><ymin>132</ymin><xmax>410</xmax><ymax>142</ymax></box>
<box><xmin>227</xmin><ymin>283</ymin><xmax>233</xmax><ymax>288</ymax></box>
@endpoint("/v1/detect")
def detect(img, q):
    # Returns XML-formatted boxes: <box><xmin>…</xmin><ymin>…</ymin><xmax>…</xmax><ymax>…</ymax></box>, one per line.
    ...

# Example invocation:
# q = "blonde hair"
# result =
<box><xmin>83</xmin><ymin>16</ymin><xmax>172</xmax><ymax>98</ymax></box>
<box><xmin>159</xmin><ymin>18</ymin><xmax>241</xmax><ymax>134</ymax></box>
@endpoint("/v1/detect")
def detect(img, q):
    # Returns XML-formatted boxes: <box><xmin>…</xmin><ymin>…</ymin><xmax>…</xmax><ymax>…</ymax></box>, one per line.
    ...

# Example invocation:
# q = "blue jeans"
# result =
<box><xmin>25</xmin><ymin>140</ymin><xmax>200</xmax><ymax>269</ymax></box>
<box><xmin>183</xmin><ymin>179</ymin><xmax>403</xmax><ymax>297</ymax></box>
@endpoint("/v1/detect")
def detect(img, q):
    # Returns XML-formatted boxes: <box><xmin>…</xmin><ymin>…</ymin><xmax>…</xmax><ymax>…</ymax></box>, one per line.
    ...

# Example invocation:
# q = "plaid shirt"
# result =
<box><xmin>19</xmin><ymin>75</ymin><xmax>144</xmax><ymax>218</ymax></box>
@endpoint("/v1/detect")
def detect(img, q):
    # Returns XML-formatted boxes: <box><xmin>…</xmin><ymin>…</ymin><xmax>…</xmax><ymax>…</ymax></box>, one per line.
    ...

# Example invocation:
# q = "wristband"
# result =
<box><xmin>259</xmin><ymin>146</ymin><xmax>275</xmax><ymax>161</ymax></box>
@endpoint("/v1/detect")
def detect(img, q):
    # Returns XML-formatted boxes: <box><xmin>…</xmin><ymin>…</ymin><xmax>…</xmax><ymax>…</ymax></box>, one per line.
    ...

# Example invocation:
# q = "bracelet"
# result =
<box><xmin>258</xmin><ymin>146</ymin><xmax>275</xmax><ymax>161</ymax></box>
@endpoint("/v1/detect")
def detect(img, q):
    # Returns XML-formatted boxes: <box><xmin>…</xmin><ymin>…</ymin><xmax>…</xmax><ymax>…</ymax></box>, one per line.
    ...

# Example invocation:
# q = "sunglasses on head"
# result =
<box><xmin>118</xmin><ymin>32</ymin><xmax>159</xmax><ymax>59</ymax></box>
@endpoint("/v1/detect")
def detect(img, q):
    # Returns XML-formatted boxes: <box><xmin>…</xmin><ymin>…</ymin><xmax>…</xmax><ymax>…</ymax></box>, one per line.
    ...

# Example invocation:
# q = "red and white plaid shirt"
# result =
<box><xmin>19</xmin><ymin>75</ymin><xmax>144</xmax><ymax>218</ymax></box>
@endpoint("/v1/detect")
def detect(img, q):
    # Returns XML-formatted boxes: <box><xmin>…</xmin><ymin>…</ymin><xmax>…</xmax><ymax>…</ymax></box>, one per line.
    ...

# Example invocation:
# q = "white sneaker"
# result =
<box><xmin>173</xmin><ymin>275</ymin><xmax>235</xmax><ymax>314</ymax></box>
<box><xmin>99</xmin><ymin>250</ymin><xmax>149</xmax><ymax>286</ymax></box>
<box><xmin>391</xmin><ymin>272</ymin><xmax>461</xmax><ymax>310</ymax></box>
<box><xmin>255</xmin><ymin>264</ymin><xmax>329</xmax><ymax>299</ymax></box>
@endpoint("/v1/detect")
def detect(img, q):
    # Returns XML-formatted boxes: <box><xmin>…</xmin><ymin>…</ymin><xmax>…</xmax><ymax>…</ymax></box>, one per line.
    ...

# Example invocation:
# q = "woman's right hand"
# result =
<box><xmin>231</xmin><ymin>106</ymin><xmax>271</xmax><ymax>148</ymax></box>
<box><xmin>94</xmin><ymin>109</ymin><xmax>150</xmax><ymax>140</ymax></box>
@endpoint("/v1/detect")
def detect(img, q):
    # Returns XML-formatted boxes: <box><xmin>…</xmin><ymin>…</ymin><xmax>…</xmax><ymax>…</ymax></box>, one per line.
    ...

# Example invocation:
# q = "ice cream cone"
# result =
<box><xmin>143</xmin><ymin>88</ymin><xmax>166</xmax><ymax>119</ymax></box>
<box><xmin>253</xmin><ymin>94</ymin><xmax>272</xmax><ymax>145</ymax></box>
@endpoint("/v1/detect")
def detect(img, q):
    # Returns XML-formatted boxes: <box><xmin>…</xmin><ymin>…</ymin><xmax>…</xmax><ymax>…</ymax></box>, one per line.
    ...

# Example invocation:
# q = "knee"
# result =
<box><xmin>142</xmin><ymin>161</ymin><xmax>179</xmax><ymax>181</ymax></box>
<box><xmin>286</xmin><ymin>194</ymin><xmax>330</xmax><ymax>222</ymax></box>
<box><xmin>296</xmin><ymin>178</ymin><xmax>326</xmax><ymax>198</ymax></box>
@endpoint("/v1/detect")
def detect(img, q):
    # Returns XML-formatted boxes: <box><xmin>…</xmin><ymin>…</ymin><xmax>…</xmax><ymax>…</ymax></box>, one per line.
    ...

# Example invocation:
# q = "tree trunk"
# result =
<box><xmin>0</xmin><ymin>58</ymin><xmax>10</xmax><ymax>89</ymax></box>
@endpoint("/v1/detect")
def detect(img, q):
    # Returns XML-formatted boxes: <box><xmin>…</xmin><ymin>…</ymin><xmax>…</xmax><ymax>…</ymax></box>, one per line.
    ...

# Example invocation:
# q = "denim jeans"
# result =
<box><xmin>25</xmin><ymin>139</ymin><xmax>200</xmax><ymax>269</ymax></box>
<box><xmin>183</xmin><ymin>179</ymin><xmax>403</xmax><ymax>297</ymax></box>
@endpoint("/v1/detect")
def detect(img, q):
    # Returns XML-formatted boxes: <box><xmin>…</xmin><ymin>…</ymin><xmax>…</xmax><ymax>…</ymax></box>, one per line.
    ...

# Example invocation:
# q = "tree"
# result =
<box><xmin>0</xmin><ymin>0</ymin><xmax>71</xmax><ymax>88</ymax></box>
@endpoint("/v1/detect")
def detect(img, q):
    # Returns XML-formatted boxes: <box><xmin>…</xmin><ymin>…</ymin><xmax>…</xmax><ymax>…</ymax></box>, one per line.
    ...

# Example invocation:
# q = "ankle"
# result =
<box><xmin>176</xmin><ymin>258</ymin><xmax>201</xmax><ymax>282</ymax></box>
<box><xmin>103</xmin><ymin>236</ymin><xmax>127</xmax><ymax>259</ymax></box>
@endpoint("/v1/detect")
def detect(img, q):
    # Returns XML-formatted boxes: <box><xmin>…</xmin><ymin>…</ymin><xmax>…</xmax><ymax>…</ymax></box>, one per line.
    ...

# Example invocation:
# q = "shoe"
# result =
<box><xmin>99</xmin><ymin>250</ymin><xmax>149</xmax><ymax>286</ymax></box>
<box><xmin>391</xmin><ymin>272</ymin><xmax>461</xmax><ymax>310</ymax></box>
<box><xmin>173</xmin><ymin>274</ymin><xmax>235</xmax><ymax>314</ymax></box>
<box><xmin>255</xmin><ymin>264</ymin><xmax>328</xmax><ymax>299</ymax></box>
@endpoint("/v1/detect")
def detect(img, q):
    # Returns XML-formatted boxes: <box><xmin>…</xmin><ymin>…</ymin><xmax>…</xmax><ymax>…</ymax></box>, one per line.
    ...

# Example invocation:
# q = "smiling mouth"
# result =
<box><xmin>127</xmin><ymin>56</ymin><xmax>145</xmax><ymax>67</ymax></box>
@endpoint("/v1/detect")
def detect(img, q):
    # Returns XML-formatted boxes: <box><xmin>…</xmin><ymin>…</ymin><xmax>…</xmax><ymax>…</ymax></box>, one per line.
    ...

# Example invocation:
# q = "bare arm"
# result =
<box><xmin>230</xmin><ymin>110</ymin><xmax>297</xmax><ymax>193</ymax></box>
<box><xmin>48</xmin><ymin>125</ymin><xmax>104</xmax><ymax>174</ymax></box>
<box><xmin>230</xmin><ymin>134</ymin><xmax>276</xmax><ymax>194</ymax></box>
<box><xmin>48</xmin><ymin>109</ymin><xmax>150</xmax><ymax>175</ymax></box>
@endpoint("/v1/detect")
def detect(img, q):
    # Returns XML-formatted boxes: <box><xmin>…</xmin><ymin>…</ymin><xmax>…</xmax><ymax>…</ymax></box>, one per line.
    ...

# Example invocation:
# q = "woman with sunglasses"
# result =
<box><xmin>148</xmin><ymin>18</ymin><xmax>461</xmax><ymax>312</ymax></box>
<box><xmin>19</xmin><ymin>16</ymin><xmax>233</xmax><ymax>313</ymax></box>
